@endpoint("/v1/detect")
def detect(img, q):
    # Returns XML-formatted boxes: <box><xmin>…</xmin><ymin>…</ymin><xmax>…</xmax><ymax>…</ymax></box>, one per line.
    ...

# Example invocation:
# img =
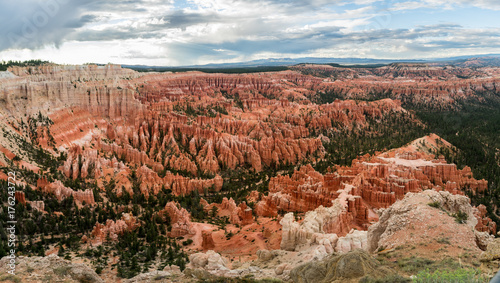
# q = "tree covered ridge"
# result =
<box><xmin>0</xmin><ymin>60</ymin><xmax>51</xmax><ymax>71</ymax></box>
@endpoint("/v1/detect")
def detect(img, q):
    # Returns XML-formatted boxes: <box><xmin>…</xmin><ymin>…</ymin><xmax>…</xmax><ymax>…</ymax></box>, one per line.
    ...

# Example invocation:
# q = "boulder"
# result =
<box><xmin>124</xmin><ymin>271</ymin><xmax>173</xmax><ymax>283</ymax></box>
<box><xmin>187</xmin><ymin>250</ymin><xmax>228</xmax><ymax>272</ymax></box>
<box><xmin>480</xmin><ymin>238</ymin><xmax>500</xmax><ymax>262</ymax></box>
<box><xmin>257</xmin><ymin>250</ymin><xmax>275</xmax><ymax>262</ymax></box>
<box><xmin>289</xmin><ymin>249</ymin><xmax>393</xmax><ymax>283</ymax></box>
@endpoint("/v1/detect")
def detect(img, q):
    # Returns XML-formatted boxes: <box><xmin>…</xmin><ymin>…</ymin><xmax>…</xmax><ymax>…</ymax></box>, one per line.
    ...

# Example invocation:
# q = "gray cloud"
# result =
<box><xmin>164</xmin><ymin>10</ymin><xmax>221</xmax><ymax>29</ymax></box>
<box><xmin>0</xmin><ymin>0</ymin><xmax>172</xmax><ymax>51</ymax></box>
<box><xmin>67</xmin><ymin>10</ymin><xmax>223</xmax><ymax>42</ymax></box>
<box><xmin>0</xmin><ymin>0</ymin><xmax>97</xmax><ymax>50</ymax></box>
<box><xmin>164</xmin><ymin>24</ymin><xmax>500</xmax><ymax>61</ymax></box>
<box><xmin>63</xmin><ymin>15</ymin><xmax>98</xmax><ymax>28</ymax></box>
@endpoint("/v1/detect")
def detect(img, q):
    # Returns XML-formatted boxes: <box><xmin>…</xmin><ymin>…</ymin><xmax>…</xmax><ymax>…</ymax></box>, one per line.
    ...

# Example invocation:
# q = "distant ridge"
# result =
<box><xmin>123</xmin><ymin>54</ymin><xmax>500</xmax><ymax>71</ymax></box>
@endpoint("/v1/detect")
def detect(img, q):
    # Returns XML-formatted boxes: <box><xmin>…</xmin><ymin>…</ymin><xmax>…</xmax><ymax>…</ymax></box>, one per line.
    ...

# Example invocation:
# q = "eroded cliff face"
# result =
<box><xmin>1</xmin><ymin>64</ymin><xmax>144</xmax><ymax>120</ymax></box>
<box><xmin>1</xmin><ymin>65</ymin><xmax>492</xmax><ymax>227</ymax></box>
<box><xmin>292</xmin><ymin>63</ymin><xmax>500</xmax><ymax>109</ymax></box>
<box><xmin>1</xmin><ymin>64</ymin><xmax>408</xmax><ymax>199</ymax></box>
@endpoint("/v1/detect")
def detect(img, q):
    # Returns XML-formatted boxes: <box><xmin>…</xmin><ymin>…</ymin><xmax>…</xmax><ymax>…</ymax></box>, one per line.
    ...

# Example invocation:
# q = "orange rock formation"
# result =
<box><xmin>37</xmin><ymin>178</ymin><xmax>95</xmax><ymax>206</ymax></box>
<box><xmin>202</xmin><ymin>230</ymin><xmax>216</xmax><ymax>250</ymax></box>
<box><xmin>159</xmin><ymin>202</ymin><xmax>195</xmax><ymax>237</ymax></box>
<box><xmin>256</xmin><ymin>135</ymin><xmax>490</xmax><ymax>236</ymax></box>
<box><xmin>91</xmin><ymin>213</ymin><xmax>138</xmax><ymax>242</ymax></box>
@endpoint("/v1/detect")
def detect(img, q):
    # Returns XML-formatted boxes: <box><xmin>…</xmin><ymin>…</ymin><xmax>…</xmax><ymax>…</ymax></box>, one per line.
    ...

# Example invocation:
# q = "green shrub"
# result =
<box><xmin>428</xmin><ymin>201</ymin><xmax>441</xmax><ymax>209</ymax></box>
<box><xmin>398</xmin><ymin>257</ymin><xmax>434</xmax><ymax>273</ymax></box>
<box><xmin>413</xmin><ymin>268</ymin><xmax>487</xmax><ymax>283</ymax></box>
<box><xmin>53</xmin><ymin>266</ymin><xmax>71</xmax><ymax>276</ymax></box>
<box><xmin>360</xmin><ymin>274</ymin><xmax>411</xmax><ymax>283</ymax></box>
<box><xmin>436</xmin><ymin>238</ymin><xmax>451</xmax><ymax>245</ymax></box>
<box><xmin>0</xmin><ymin>274</ymin><xmax>22</xmax><ymax>283</ymax></box>
<box><xmin>453</xmin><ymin>211</ymin><xmax>468</xmax><ymax>224</ymax></box>
<box><xmin>201</xmin><ymin>277</ymin><xmax>283</xmax><ymax>283</ymax></box>
<box><xmin>95</xmin><ymin>266</ymin><xmax>103</xmax><ymax>274</ymax></box>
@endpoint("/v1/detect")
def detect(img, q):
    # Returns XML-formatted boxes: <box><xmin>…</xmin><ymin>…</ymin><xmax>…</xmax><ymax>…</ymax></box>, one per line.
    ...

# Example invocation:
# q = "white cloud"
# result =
<box><xmin>391</xmin><ymin>1</ymin><xmax>428</xmax><ymax>11</ymax></box>
<box><xmin>390</xmin><ymin>0</ymin><xmax>500</xmax><ymax>11</ymax></box>
<box><xmin>0</xmin><ymin>0</ymin><xmax>499</xmax><ymax>65</ymax></box>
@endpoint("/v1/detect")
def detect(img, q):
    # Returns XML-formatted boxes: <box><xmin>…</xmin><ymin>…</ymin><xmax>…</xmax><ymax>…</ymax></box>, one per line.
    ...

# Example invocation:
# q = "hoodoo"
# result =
<box><xmin>1</xmin><ymin>61</ymin><xmax>499</xmax><ymax>282</ymax></box>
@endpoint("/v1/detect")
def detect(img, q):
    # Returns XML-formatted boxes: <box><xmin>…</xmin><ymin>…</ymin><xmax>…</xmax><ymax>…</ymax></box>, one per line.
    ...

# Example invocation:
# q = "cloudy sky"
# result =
<box><xmin>1</xmin><ymin>0</ymin><xmax>500</xmax><ymax>66</ymax></box>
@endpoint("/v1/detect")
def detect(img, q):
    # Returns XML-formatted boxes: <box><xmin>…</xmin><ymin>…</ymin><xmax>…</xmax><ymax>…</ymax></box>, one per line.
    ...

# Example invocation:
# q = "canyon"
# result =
<box><xmin>0</xmin><ymin>62</ymin><xmax>498</xmax><ymax>282</ymax></box>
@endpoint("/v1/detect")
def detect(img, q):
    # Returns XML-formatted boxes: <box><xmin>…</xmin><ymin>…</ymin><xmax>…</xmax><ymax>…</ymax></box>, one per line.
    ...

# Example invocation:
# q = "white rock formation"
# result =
<box><xmin>335</xmin><ymin>229</ymin><xmax>368</xmax><ymax>253</ymax></box>
<box><xmin>187</xmin><ymin>250</ymin><xmax>229</xmax><ymax>272</ymax></box>
<box><xmin>280</xmin><ymin>201</ymin><xmax>368</xmax><ymax>255</ymax></box>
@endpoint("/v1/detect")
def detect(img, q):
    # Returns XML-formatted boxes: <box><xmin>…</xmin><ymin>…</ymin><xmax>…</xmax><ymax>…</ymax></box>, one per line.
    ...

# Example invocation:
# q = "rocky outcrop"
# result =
<box><xmin>367</xmin><ymin>190</ymin><xmax>492</xmax><ymax>257</ymax></box>
<box><xmin>265</xmin><ymin>164</ymin><xmax>333</xmax><ymax>213</ymax></box>
<box><xmin>280</xmin><ymin>210</ymin><xmax>339</xmax><ymax>252</ymax></box>
<box><xmin>124</xmin><ymin>271</ymin><xmax>177</xmax><ymax>283</ymax></box>
<box><xmin>479</xmin><ymin>238</ymin><xmax>500</xmax><ymax>273</ymax></box>
<box><xmin>48</xmin><ymin>107</ymin><xmax>109</xmax><ymax>148</ymax></box>
<box><xmin>289</xmin><ymin>249</ymin><xmax>394</xmax><ymax>283</ymax></box>
<box><xmin>124</xmin><ymin>265</ymin><xmax>182</xmax><ymax>283</ymax></box>
<box><xmin>237</xmin><ymin>202</ymin><xmax>254</xmax><ymax>226</ymax></box>
<box><xmin>159</xmin><ymin>202</ymin><xmax>195</xmax><ymax>237</ymax></box>
<box><xmin>254</xmin><ymin>197</ymin><xmax>278</xmax><ymax>217</ymax></box>
<box><xmin>219</xmin><ymin>198</ymin><xmax>254</xmax><ymax>226</ymax></box>
<box><xmin>185</xmin><ymin>250</ymin><xmax>282</xmax><ymax>280</ymax></box>
<box><xmin>61</xmin><ymin>145</ymin><xmax>101</xmax><ymax>179</ymax></box>
<box><xmin>335</xmin><ymin>229</ymin><xmax>368</xmax><ymax>254</ymax></box>
<box><xmin>91</xmin><ymin>213</ymin><xmax>138</xmax><ymax>242</ymax></box>
<box><xmin>474</xmin><ymin>204</ymin><xmax>497</xmax><ymax>234</ymax></box>
<box><xmin>15</xmin><ymin>190</ymin><xmax>49</xmax><ymax>213</ymax></box>
<box><xmin>272</xmin><ymin>135</ymin><xmax>493</xmax><ymax>257</ymax></box>
<box><xmin>29</xmin><ymin>200</ymin><xmax>46</xmax><ymax>212</ymax></box>
<box><xmin>480</xmin><ymin>238</ymin><xmax>500</xmax><ymax>262</ymax></box>
<box><xmin>0</xmin><ymin>254</ymin><xmax>104</xmax><ymax>283</ymax></box>
<box><xmin>9</xmin><ymin>64</ymin><xmax>137</xmax><ymax>80</ymax></box>
<box><xmin>104</xmin><ymin>113</ymin><xmax>326</xmax><ymax>175</ymax></box>
<box><xmin>203</xmin><ymin>197</ymin><xmax>254</xmax><ymax>226</ymax></box>
<box><xmin>260</xmin><ymin>135</ymin><xmax>489</xmax><ymax>240</ymax></box>
<box><xmin>187</xmin><ymin>250</ymin><xmax>229</xmax><ymax>273</ymax></box>
<box><xmin>278</xmin><ymin>179</ymin><xmax>370</xmax><ymax>254</ymax></box>
<box><xmin>2</xmin><ymin>63</ymin><xmax>500</xmax><ymax>282</ymax></box>
<box><xmin>256</xmin><ymin>250</ymin><xmax>277</xmax><ymax>262</ymax></box>
<box><xmin>280</xmin><ymin>203</ymin><xmax>368</xmax><ymax>255</ymax></box>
